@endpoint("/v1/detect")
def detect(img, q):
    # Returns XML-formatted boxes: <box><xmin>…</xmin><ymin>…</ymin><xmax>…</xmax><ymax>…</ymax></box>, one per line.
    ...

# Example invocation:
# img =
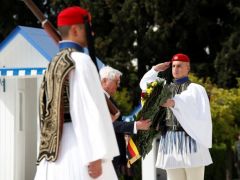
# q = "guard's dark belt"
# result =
<box><xmin>166</xmin><ymin>125</ymin><xmax>184</xmax><ymax>131</ymax></box>
<box><xmin>64</xmin><ymin>113</ymin><xmax>72</xmax><ymax>123</ymax></box>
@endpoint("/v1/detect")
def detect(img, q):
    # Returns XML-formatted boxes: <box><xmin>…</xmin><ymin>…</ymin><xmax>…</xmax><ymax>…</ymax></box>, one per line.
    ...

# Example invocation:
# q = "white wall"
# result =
<box><xmin>23</xmin><ymin>78</ymin><xmax>38</xmax><ymax>180</ymax></box>
<box><xmin>14</xmin><ymin>78</ymin><xmax>38</xmax><ymax>180</ymax></box>
<box><xmin>142</xmin><ymin>139</ymin><xmax>157</xmax><ymax>180</ymax></box>
<box><xmin>0</xmin><ymin>78</ymin><xmax>16</xmax><ymax>180</ymax></box>
<box><xmin>0</xmin><ymin>77</ymin><xmax>39</xmax><ymax>180</ymax></box>
<box><xmin>0</xmin><ymin>34</ymin><xmax>49</xmax><ymax>68</ymax></box>
<box><xmin>142</xmin><ymin>137</ymin><xmax>167</xmax><ymax>180</ymax></box>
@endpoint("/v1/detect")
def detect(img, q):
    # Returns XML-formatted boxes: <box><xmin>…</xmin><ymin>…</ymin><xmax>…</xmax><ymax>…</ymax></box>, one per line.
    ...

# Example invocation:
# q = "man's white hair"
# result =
<box><xmin>99</xmin><ymin>66</ymin><xmax>122</xmax><ymax>80</ymax></box>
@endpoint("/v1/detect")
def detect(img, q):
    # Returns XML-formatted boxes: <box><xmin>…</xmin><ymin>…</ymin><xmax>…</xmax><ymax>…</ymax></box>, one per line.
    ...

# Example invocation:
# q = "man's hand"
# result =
<box><xmin>153</xmin><ymin>61</ymin><xmax>171</xmax><ymax>72</ymax></box>
<box><xmin>88</xmin><ymin>159</ymin><xmax>102</xmax><ymax>179</ymax></box>
<box><xmin>136</xmin><ymin>119</ymin><xmax>152</xmax><ymax>130</ymax></box>
<box><xmin>161</xmin><ymin>99</ymin><xmax>175</xmax><ymax>108</ymax></box>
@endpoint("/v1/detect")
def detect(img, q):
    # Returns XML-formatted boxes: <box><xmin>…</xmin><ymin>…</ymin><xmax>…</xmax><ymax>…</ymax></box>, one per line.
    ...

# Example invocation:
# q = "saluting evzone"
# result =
<box><xmin>140</xmin><ymin>53</ymin><xmax>212</xmax><ymax>180</ymax></box>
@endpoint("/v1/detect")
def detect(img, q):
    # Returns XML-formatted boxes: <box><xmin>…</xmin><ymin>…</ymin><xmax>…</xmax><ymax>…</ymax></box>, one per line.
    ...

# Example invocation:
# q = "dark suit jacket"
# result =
<box><xmin>113</xmin><ymin>119</ymin><xmax>135</xmax><ymax>166</ymax></box>
<box><xmin>110</xmin><ymin>98</ymin><xmax>135</xmax><ymax>173</ymax></box>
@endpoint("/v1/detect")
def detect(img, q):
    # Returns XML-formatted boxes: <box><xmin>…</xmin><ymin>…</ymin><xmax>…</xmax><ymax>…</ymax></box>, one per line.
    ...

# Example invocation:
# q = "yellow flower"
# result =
<box><xmin>146</xmin><ymin>87</ymin><xmax>153</xmax><ymax>94</ymax></box>
<box><xmin>142</xmin><ymin>80</ymin><xmax>160</xmax><ymax>107</ymax></box>
<box><xmin>151</xmin><ymin>81</ymin><xmax>158</xmax><ymax>87</ymax></box>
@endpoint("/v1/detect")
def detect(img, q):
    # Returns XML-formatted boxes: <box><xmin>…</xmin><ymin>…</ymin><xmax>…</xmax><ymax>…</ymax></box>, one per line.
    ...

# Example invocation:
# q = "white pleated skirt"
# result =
<box><xmin>34</xmin><ymin>123</ymin><xmax>118</xmax><ymax>180</ymax></box>
<box><xmin>156</xmin><ymin>131</ymin><xmax>212</xmax><ymax>169</ymax></box>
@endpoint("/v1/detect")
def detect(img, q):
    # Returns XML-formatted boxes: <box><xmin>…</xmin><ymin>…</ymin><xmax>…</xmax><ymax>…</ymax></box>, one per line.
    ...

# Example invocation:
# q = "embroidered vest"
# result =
<box><xmin>37</xmin><ymin>48</ymin><xmax>76</xmax><ymax>164</ymax></box>
<box><xmin>165</xmin><ymin>80</ymin><xmax>191</xmax><ymax>129</ymax></box>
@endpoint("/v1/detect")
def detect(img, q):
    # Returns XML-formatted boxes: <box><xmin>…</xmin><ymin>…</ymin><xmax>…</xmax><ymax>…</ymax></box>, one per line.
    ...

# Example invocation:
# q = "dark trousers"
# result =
<box><xmin>113</xmin><ymin>160</ymin><xmax>134</xmax><ymax>180</ymax></box>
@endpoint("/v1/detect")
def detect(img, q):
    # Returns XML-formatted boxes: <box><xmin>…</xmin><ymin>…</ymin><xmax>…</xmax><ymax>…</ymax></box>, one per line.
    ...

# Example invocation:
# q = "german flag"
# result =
<box><xmin>127</xmin><ymin>137</ymin><xmax>141</xmax><ymax>168</ymax></box>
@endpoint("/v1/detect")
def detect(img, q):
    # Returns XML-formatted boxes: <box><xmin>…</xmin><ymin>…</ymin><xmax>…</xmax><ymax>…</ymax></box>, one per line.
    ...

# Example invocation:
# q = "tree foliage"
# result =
<box><xmin>113</xmin><ymin>87</ymin><xmax>133</xmax><ymax>115</ymax></box>
<box><xmin>210</xmin><ymin>83</ymin><xmax>240</xmax><ymax>145</ymax></box>
<box><xmin>80</xmin><ymin>0</ymin><xmax>239</xmax><ymax>82</ymax></box>
<box><xmin>214</xmin><ymin>1</ymin><xmax>240</xmax><ymax>88</ymax></box>
<box><xmin>1</xmin><ymin>0</ymin><xmax>240</xmax><ymax>100</ymax></box>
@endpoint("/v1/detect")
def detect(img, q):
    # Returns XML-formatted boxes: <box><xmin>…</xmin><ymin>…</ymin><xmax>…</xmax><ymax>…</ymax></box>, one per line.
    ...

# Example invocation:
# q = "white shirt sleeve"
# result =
<box><xmin>69</xmin><ymin>52</ymin><xmax>119</xmax><ymax>165</ymax></box>
<box><xmin>139</xmin><ymin>67</ymin><xmax>160</xmax><ymax>91</ymax></box>
<box><xmin>171</xmin><ymin>83</ymin><xmax>212</xmax><ymax>148</ymax></box>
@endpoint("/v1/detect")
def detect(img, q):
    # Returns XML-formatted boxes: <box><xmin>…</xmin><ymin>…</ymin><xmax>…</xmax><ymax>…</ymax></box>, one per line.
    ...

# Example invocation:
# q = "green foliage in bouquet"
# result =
<box><xmin>135</xmin><ymin>80</ymin><xmax>172</xmax><ymax>158</ymax></box>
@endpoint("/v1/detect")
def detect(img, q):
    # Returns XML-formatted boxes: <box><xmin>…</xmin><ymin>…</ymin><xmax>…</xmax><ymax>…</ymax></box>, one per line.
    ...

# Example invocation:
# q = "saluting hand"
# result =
<box><xmin>153</xmin><ymin>61</ymin><xmax>171</xmax><ymax>72</ymax></box>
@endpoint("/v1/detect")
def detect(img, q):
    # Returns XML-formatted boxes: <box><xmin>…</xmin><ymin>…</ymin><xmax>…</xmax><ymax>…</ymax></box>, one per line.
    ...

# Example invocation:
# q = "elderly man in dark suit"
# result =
<box><xmin>100</xmin><ymin>66</ymin><xmax>151</xmax><ymax>179</ymax></box>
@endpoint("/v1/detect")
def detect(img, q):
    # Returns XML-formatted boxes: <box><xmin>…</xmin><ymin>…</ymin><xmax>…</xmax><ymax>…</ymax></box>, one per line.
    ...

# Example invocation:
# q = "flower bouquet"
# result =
<box><xmin>135</xmin><ymin>79</ymin><xmax>172</xmax><ymax>158</ymax></box>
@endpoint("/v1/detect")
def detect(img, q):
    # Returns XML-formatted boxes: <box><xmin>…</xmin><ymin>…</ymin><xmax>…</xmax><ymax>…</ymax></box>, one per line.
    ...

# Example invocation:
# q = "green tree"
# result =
<box><xmin>79</xmin><ymin>0</ymin><xmax>240</xmax><ymax>99</ymax></box>
<box><xmin>0</xmin><ymin>0</ymin><xmax>39</xmax><ymax>39</ymax></box>
<box><xmin>214</xmin><ymin>1</ymin><xmax>240</xmax><ymax>88</ymax></box>
<box><xmin>1</xmin><ymin>0</ymin><xmax>240</xmax><ymax>98</ymax></box>
<box><xmin>113</xmin><ymin>87</ymin><xmax>133</xmax><ymax>115</ymax></box>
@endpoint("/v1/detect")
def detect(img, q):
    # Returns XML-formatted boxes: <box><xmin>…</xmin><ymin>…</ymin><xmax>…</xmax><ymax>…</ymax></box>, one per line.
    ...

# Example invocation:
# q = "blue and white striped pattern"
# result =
<box><xmin>0</xmin><ymin>67</ymin><xmax>46</xmax><ymax>77</ymax></box>
<box><xmin>159</xmin><ymin>131</ymin><xmax>197</xmax><ymax>155</ymax></box>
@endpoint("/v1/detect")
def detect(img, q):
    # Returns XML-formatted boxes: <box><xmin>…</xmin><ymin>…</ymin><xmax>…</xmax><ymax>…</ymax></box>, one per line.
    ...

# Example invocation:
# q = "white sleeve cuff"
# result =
<box><xmin>134</xmin><ymin>122</ymin><xmax>137</xmax><ymax>134</ymax></box>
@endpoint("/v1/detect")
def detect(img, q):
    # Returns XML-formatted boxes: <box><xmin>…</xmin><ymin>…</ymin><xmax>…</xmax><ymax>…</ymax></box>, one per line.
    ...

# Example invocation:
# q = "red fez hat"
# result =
<box><xmin>171</xmin><ymin>53</ymin><xmax>190</xmax><ymax>62</ymax></box>
<box><xmin>57</xmin><ymin>6</ymin><xmax>91</xmax><ymax>27</ymax></box>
